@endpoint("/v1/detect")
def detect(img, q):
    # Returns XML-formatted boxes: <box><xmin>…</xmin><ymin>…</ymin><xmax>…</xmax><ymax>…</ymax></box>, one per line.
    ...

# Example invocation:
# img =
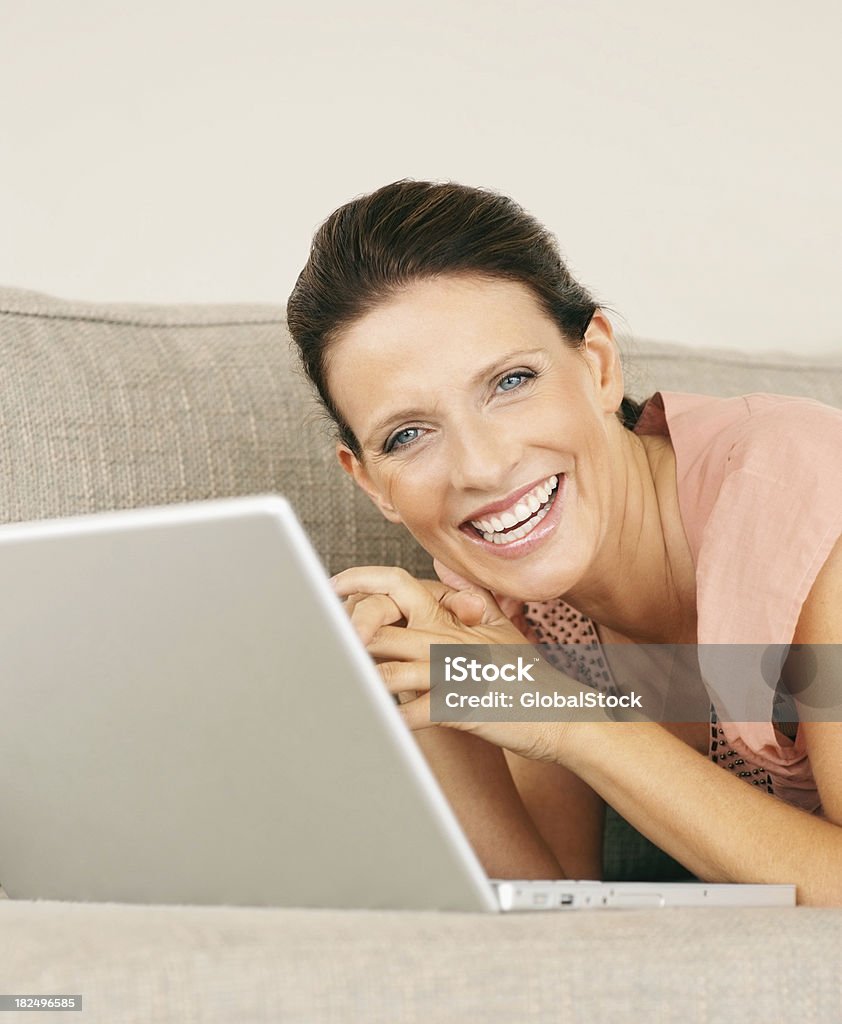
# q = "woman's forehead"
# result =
<box><xmin>329</xmin><ymin>277</ymin><xmax>556</xmax><ymax>372</ymax></box>
<box><xmin>324</xmin><ymin>277</ymin><xmax>560</xmax><ymax>429</ymax></box>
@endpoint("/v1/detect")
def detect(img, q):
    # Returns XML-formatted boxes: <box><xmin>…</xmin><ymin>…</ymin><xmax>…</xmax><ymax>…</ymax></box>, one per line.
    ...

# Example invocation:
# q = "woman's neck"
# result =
<box><xmin>563</xmin><ymin>430</ymin><xmax>698</xmax><ymax>645</ymax></box>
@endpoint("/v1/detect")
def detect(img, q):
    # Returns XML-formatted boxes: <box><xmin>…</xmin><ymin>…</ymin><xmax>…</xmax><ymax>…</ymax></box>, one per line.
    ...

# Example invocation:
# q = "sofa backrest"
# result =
<box><xmin>2</xmin><ymin>286</ymin><xmax>841</xmax><ymax>576</ymax></box>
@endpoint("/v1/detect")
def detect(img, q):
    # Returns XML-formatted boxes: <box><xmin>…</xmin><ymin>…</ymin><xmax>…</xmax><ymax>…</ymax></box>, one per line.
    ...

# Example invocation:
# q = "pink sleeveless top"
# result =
<box><xmin>518</xmin><ymin>392</ymin><xmax>842</xmax><ymax>814</ymax></box>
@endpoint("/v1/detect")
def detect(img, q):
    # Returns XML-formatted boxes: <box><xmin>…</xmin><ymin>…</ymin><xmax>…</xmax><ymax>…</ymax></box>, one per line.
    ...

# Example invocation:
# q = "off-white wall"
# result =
<box><xmin>1</xmin><ymin>0</ymin><xmax>840</xmax><ymax>353</ymax></box>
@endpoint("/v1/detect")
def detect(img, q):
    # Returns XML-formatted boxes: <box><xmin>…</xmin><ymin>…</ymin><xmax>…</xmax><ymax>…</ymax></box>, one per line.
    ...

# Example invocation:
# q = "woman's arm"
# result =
<box><xmin>411</xmin><ymin>727</ymin><xmax>566</xmax><ymax>880</ymax></box>
<box><xmin>332</xmin><ymin>553</ymin><xmax>842</xmax><ymax>904</ymax></box>
<box><xmin>337</xmin><ymin>571</ymin><xmax>604</xmax><ymax>880</ymax></box>
<box><xmin>792</xmin><ymin>533</ymin><xmax>842</xmax><ymax>827</ymax></box>
<box><xmin>561</xmin><ymin>534</ymin><xmax>842</xmax><ymax>906</ymax></box>
<box><xmin>503</xmin><ymin>751</ymin><xmax>605</xmax><ymax>879</ymax></box>
<box><xmin>414</xmin><ymin>726</ymin><xmax>605</xmax><ymax>880</ymax></box>
<box><xmin>562</xmin><ymin>721</ymin><xmax>842</xmax><ymax>905</ymax></box>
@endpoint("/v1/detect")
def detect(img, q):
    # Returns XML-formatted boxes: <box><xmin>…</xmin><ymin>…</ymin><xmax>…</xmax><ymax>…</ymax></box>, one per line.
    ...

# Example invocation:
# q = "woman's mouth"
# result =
<box><xmin>460</xmin><ymin>473</ymin><xmax>564</xmax><ymax>556</ymax></box>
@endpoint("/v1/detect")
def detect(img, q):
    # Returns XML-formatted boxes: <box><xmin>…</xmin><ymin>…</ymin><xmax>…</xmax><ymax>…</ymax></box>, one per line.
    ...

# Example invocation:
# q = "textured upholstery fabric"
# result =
<box><xmin>3</xmin><ymin>286</ymin><xmax>841</xmax><ymax>573</ymax></box>
<box><xmin>0</xmin><ymin>287</ymin><xmax>434</xmax><ymax>578</ymax></box>
<box><xmin>1</xmin><ymin>899</ymin><xmax>842</xmax><ymax>1023</ymax></box>
<box><xmin>2</xmin><ymin>286</ymin><xmax>842</xmax><ymax>1022</ymax></box>
<box><xmin>621</xmin><ymin>334</ymin><xmax>842</xmax><ymax>409</ymax></box>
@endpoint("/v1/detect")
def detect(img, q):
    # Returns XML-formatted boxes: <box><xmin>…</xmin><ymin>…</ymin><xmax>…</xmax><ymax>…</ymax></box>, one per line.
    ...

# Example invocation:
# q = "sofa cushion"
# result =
<box><xmin>3</xmin><ymin>286</ymin><xmax>841</xmax><ymax>575</ymax></box>
<box><xmin>625</xmin><ymin>335</ymin><xmax>842</xmax><ymax>408</ymax></box>
<box><xmin>2</xmin><ymin>897</ymin><xmax>842</xmax><ymax>1023</ymax></box>
<box><xmin>0</xmin><ymin>286</ymin><xmax>433</xmax><ymax>577</ymax></box>
<box><xmin>1</xmin><ymin>286</ymin><xmax>842</xmax><ymax>569</ymax></box>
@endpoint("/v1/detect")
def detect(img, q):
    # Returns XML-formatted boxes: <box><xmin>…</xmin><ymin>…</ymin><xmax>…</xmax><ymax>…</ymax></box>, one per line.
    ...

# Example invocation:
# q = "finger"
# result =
<box><xmin>348</xmin><ymin>593</ymin><xmax>406</xmax><ymax>645</ymax></box>
<box><xmin>414</xmin><ymin>579</ymin><xmax>484</xmax><ymax>624</ymax></box>
<box><xmin>331</xmin><ymin>566</ymin><xmax>445</xmax><ymax>627</ymax></box>
<box><xmin>378</xmin><ymin>659</ymin><xmax>430</xmax><ymax>695</ymax></box>
<box><xmin>395</xmin><ymin>688</ymin><xmax>483</xmax><ymax>734</ymax></box>
<box><xmin>365</xmin><ymin>624</ymin><xmax>432</xmax><ymax>662</ymax></box>
<box><xmin>418</xmin><ymin>579</ymin><xmax>506</xmax><ymax>629</ymax></box>
<box><xmin>434</xmin><ymin>576</ymin><xmax>506</xmax><ymax>628</ymax></box>
<box><xmin>440</xmin><ymin>589</ymin><xmax>486</xmax><ymax>626</ymax></box>
<box><xmin>394</xmin><ymin>688</ymin><xmax>437</xmax><ymax>732</ymax></box>
<box><xmin>341</xmin><ymin>593</ymin><xmax>370</xmax><ymax>620</ymax></box>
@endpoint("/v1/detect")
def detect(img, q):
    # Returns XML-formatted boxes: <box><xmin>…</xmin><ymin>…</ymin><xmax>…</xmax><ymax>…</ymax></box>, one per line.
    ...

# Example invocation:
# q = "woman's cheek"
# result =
<box><xmin>382</xmin><ymin>465</ymin><xmax>429</xmax><ymax>520</ymax></box>
<box><xmin>399</xmin><ymin>474</ymin><xmax>449</xmax><ymax>534</ymax></box>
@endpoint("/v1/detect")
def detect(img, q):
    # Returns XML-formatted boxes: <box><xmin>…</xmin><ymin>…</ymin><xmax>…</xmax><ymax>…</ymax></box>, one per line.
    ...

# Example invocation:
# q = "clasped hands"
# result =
<box><xmin>330</xmin><ymin>560</ymin><xmax>584</xmax><ymax>764</ymax></box>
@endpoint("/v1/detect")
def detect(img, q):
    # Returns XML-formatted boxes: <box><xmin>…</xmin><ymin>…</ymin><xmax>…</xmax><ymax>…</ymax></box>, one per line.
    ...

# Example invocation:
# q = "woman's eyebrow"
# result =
<box><xmin>362</xmin><ymin>348</ymin><xmax>545</xmax><ymax>449</ymax></box>
<box><xmin>363</xmin><ymin>409</ymin><xmax>428</xmax><ymax>451</ymax></box>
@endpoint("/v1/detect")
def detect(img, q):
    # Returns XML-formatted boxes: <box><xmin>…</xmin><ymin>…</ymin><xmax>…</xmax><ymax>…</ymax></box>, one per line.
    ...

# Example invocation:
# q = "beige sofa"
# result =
<box><xmin>1</xmin><ymin>285</ymin><xmax>842</xmax><ymax>1022</ymax></box>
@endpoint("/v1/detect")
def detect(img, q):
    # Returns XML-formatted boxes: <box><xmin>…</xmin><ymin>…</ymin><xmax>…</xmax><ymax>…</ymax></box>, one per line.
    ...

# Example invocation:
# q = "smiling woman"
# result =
<box><xmin>286</xmin><ymin>180</ymin><xmax>842</xmax><ymax>903</ymax></box>
<box><xmin>326</xmin><ymin>276</ymin><xmax>640</xmax><ymax>605</ymax></box>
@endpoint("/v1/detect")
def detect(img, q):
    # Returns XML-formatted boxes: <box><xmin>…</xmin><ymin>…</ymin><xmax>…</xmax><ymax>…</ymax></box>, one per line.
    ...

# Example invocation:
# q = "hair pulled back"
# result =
<box><xmin>286</xmin><ymin>179</ymin><xmax>643</xmax><ymax>457</ymax></box>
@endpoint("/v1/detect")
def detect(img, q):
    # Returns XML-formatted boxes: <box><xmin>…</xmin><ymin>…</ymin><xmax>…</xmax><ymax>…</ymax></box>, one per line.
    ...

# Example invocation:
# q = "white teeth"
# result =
<box><xmin>512</xmin><ymin>501</ymin><xmax>532</xmax><ymax>522</ymax></box>
<box><xmin>474</xmin><ymin>474</ymin><xmax>561</xmax><ymax>544</ymax></box>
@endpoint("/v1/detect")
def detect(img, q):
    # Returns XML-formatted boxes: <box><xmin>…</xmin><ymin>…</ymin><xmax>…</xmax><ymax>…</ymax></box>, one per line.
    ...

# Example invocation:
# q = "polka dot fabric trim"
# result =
<box><xmin>522</xmin><ymin>597</ymin><xmax>776</xmax><ymax>798</ymax></box>
<box><xmin>522</xmin><ymin>600</ymin><xmax>621</xmax><ymax>700</ymax></box>
<box><xmin>710</xmin><ymin>707</ymin><xmax>774</xmax><ymax>794</ymax></box>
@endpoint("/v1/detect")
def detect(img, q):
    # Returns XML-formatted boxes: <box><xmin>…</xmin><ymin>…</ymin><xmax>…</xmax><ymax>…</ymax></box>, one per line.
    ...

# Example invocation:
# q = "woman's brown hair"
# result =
<box><xmin>287</xmin><ymin>179</ymin><xmax>645</xmax><ymax>457</ymax></box>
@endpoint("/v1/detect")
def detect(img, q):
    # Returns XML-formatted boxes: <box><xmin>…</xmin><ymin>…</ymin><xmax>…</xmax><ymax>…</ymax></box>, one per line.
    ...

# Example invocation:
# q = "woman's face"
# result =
<box><xmin>326</xmin><ymin>275</ymin><xmax>626</xmax><ymax>601</ymax></box>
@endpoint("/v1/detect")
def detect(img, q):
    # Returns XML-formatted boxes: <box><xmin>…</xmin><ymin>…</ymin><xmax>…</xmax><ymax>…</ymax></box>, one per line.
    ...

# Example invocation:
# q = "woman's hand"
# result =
<box><xmin>331</xmin><ymin>566</ymin><xmax>580</xmax><ymax>764</ymax></box>
<box><xmin>432</xmin><ymin>558</ymin><xmax>533</xmax><ymax>636</ymax></box>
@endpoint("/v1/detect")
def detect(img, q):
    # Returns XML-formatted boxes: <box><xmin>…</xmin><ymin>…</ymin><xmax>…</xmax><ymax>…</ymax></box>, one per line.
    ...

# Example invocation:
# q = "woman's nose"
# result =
<box><xmin>448</xmin><ymin>420</ymin><xmax>522</xmax><ymax>493</ymax></box>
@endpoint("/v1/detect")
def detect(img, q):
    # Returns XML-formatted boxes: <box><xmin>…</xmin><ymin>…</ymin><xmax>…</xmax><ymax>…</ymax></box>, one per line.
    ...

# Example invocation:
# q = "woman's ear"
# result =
<box><xmin>581</xmin><ymin>310</ymin><xmax>624</xmax><ymax>414</ymax></box>
<box><xmin>336</xmin><ymin>444</ymin><xmax>403</xmax><ymax>524</ymax></box>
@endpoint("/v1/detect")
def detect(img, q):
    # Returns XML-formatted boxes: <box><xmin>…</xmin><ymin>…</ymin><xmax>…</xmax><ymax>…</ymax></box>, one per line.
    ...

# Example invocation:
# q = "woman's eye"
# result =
<box><xmin>497</xmin><ymin>370</ymin><xmax>535</xmax><ymax>392</ymax></box>
<box><xmin>385</xmin><ymin>427</ymin><xmax>422</xmax><ymax>453</ymax></box>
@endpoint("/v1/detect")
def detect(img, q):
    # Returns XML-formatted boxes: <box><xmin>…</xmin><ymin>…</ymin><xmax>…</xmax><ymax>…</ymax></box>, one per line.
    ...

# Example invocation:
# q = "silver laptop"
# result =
<box><xmin>0</xmin><ymin>495</ymin><xmax>794</xmax><ymax>911</ymax></box>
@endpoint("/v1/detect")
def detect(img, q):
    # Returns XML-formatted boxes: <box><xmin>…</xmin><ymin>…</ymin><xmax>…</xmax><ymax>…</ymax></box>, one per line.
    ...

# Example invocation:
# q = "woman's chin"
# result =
<box><xmin>510</xmin><ymin>584</ymin><xmax>569</xmax><ymax>604</ymax></box>
<box><xmin>428</xmin><ymin>554</ymin><xmax>572</xmax><ymax>603</ymax></box>
<box><xmin>488</xmin><ymin>578</ymin><xmax>571</xmax><ymax>606</ymax></box>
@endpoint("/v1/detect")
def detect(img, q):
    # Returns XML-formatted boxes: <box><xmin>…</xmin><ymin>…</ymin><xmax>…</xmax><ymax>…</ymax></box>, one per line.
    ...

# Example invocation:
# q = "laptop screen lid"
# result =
<box><xmin>0</xmin><ymin>495</ymin><xmax>497</xmax><ymax>911</ymax></box>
